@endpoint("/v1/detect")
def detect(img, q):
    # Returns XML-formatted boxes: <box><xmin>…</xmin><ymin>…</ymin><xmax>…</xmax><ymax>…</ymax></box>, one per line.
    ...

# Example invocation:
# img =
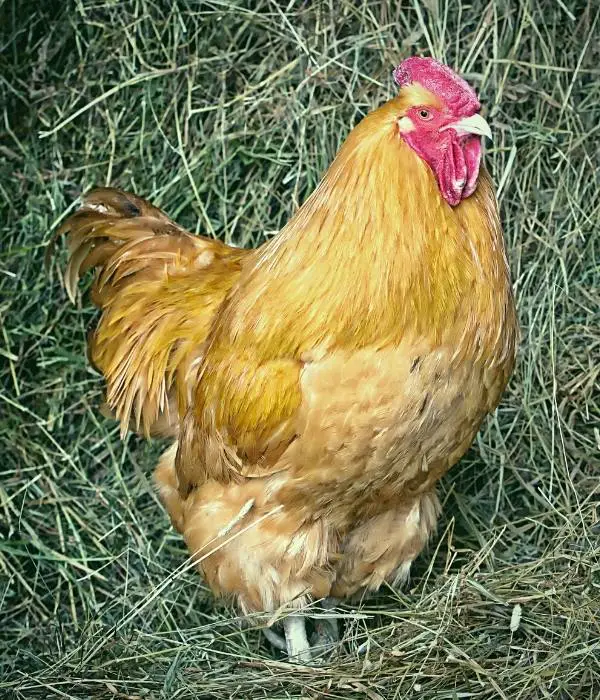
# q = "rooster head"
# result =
<box><xmin>393</xmin><ymin>57</ymin><xmax>491</xmax><ymax>207</ymax></box>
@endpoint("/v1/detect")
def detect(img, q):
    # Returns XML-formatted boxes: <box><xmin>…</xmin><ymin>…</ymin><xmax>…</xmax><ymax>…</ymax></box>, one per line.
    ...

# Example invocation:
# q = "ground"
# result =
<box><xmin>1</xmin><ymin>1</ymin><xmax>599</xmax><ymax>698</ymax></box>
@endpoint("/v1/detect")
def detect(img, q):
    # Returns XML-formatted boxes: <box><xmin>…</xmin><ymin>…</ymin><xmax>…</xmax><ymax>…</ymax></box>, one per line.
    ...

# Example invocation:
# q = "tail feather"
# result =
<box><xmin>53</xmin><ymin>187</ymin><xmax>247</xmax><ymax>437</ymax></box>
<box><xmin>56</xmin><ymin>189</ymin><xmax>185</xmax><ymax>303</ymax></box>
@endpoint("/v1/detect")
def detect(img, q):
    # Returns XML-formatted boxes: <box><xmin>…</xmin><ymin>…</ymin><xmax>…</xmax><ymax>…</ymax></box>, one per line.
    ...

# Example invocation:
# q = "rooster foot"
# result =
<box><xmin>263</xmin><ymin>613</ymin><xmax>340</xmax><ymax>663</ymax></box>
<box><xmin>309</xmin><ymin>615</ymin><xmax>339</xmax><ymax>656</ymax></box>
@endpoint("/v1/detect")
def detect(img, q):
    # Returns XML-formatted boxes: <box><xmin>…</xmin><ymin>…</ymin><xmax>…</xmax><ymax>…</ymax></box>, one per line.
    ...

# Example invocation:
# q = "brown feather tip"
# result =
<box><xmin>50</xmin><ymin>187</ymin><xmax>169</xmax><ymax>303</ymax></box>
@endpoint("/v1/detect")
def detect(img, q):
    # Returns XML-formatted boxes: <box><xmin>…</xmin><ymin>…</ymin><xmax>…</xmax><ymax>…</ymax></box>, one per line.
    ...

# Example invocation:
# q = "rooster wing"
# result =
<box><xmin>54</xmin><ymin>188</ymin><xmax>247</xmax><ymax>437</ymax></box>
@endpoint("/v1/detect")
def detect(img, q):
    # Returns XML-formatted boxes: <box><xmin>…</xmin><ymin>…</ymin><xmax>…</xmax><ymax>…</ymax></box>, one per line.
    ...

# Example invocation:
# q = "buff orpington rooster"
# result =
<box><xmin>54</xmin><ymin>57</ymin><xmax>518</xmax><ymax>662</ymax></box>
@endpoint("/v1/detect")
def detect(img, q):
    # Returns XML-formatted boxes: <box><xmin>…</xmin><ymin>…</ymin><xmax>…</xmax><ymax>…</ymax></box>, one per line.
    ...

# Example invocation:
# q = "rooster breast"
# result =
<box><xmin>155</xmin><ymin>332</ymin><xmax>515</xmax><ymax>612</ymax></box>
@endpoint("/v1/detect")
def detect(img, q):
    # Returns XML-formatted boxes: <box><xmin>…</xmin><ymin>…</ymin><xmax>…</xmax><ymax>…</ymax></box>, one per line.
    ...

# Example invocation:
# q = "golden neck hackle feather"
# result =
<box><xmin>220</xmin><ymin>93</ymin><xmax>517</xmax><ymax>369</ymax></box>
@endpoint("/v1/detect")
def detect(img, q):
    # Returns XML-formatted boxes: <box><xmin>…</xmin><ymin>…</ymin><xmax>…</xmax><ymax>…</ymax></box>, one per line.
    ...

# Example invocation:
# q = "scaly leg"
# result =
<box><xmin>263</xmin><ymin>612</ymin><xmax>339</xmax><ymax>661</ymax></box>
<box><xmin>262</xmin><ymin>626</ymin><xmax>287</xmax><ymax>652</ymax></box>
<box><xmin>310</xmin><ymin>615</ymin><xmax>339</xmax><ymax>655</ymax></box>
<box><xmin>283</xmin><ymin>615</ymin><xmax>312</xmax><ymax>663</ymax></box>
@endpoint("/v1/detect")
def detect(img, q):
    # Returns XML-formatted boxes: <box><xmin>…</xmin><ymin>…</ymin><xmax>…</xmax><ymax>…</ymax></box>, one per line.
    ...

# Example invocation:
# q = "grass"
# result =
<box><xmin>1</xmin><ymin>0</ymin><xmax>599</xmax><ymax>697</ymax></box>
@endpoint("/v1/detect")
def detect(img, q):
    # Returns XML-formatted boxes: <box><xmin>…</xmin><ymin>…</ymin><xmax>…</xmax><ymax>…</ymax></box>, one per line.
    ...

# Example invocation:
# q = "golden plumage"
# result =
<box><xmin>55</xmin><ymin>82</ymin><xmax>518</xmax><ymax>651</ymax></box>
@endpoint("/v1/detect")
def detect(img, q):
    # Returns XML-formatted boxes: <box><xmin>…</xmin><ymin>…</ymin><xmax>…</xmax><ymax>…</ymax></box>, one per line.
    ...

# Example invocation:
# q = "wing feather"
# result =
<box><xmin>54</xmin><ymin>187</ymin><xmax>248</xmax><ymax>437</ymax></box>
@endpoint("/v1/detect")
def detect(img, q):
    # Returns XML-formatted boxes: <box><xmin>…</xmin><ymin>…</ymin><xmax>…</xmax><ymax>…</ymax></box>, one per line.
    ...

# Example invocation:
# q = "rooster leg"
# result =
<box><xmin>283</xmin><ymin>615</ymin><xmax>312</xmax><ymax>663</ymax></box>
<box><xmin>310</xmin><ymin>615</ymin><xmax>339</xmax><ymax>655</ymax></box>
<box><xmin>263</xmin><ymin>615</ymin><xmax>337</xmax><ymax>661</ymax></box>
<box><xmin>321</xmin><ymin>596</ymin><xmax>341</xmax><ymax>609</ymax></box>
<box><xmin>262</xmin><ymin>626</ymin><xmax>287</xmax><ymax>652</ymax></box>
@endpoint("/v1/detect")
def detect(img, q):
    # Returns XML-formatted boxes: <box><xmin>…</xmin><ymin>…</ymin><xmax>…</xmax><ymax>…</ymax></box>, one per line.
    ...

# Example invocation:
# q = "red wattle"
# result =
<box><xmin>434</xmin><ymin>135</ymin><xmax>482</xmax><ymax>207</ymax></box>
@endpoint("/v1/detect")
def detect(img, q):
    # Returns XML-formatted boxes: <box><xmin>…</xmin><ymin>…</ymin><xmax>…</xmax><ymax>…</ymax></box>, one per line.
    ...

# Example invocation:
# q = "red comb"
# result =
<box><xmin>393</xmin><ymin>57</ymin><xmax>480</xmax><ymax>115</ymax></box>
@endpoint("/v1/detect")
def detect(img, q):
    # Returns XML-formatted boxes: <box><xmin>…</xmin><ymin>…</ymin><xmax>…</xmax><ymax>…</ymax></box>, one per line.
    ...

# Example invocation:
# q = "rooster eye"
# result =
<box><xmin>418</xmin><ymin>109</ymin><xmax>433</xmax><ymax>120</ymax></box>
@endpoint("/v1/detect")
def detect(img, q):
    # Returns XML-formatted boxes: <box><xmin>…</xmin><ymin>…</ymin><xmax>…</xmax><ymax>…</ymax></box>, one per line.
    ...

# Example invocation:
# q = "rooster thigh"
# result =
<box><xmin>154</xmin><ymin>445</ymin><xmax>440</xmax><ymax>612</ymax></box>
<box><xmin>154</xmin><ymin>445</ymin><xmax>336</xmax><ymax>613</ymax></box>
<box><xmin>331</xmin><ymin>490</ymin><xmax>440</xmax><ymax>599</ymax></box>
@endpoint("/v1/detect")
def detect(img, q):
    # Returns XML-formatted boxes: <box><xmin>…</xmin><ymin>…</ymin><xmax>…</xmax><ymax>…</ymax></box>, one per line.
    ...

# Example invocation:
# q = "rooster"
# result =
<box><xmin>54</xmin><ymin>57</ymin><xmax>518</xmax><ymax>662</ymax></box>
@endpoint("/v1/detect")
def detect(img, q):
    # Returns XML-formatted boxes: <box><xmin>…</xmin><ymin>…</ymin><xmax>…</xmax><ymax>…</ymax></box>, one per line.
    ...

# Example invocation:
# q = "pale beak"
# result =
<box><xmin>446</xmin><ymin>113</ymin><xmax>492</xmax><ymax>140</ymax></box>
